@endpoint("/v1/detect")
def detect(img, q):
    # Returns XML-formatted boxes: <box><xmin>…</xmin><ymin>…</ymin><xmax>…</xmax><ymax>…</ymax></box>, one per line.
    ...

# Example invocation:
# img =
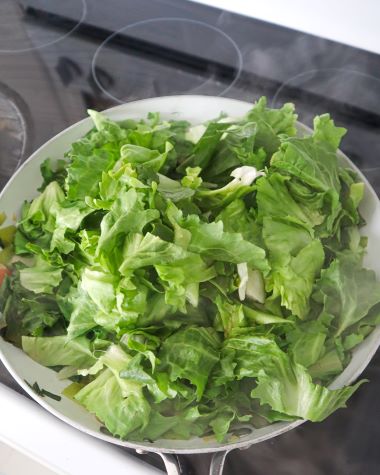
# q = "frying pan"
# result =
<box><xmin>1</xmin><ymin>96</ymin><xmax>380</xmax><ymax>475</ymax></box>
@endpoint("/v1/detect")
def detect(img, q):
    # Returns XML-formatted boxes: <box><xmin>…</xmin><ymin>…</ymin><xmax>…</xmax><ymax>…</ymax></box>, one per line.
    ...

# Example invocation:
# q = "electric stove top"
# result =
<box><xmin>0</xmin><ymin>1</ymin><xmax>379</xmax><ymax>474</ymax></box>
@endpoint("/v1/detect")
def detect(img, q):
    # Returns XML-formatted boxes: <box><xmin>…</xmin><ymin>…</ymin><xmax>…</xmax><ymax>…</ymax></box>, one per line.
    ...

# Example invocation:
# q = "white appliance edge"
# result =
<box><xmin>191</xmin><ymin>0</ymin><xmax>380</xmax><ymax>55</ymax></box>
<box><xmin>0</xmin><ymin>384</ymin><xmax>161</xmax><ymax>475</ymax></box>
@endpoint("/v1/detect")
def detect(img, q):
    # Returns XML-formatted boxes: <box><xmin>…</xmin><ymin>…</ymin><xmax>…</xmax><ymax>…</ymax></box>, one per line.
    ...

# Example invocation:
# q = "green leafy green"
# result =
<box><xmin>75</xmin><ymin>368</ymin><xmax>150</xmax><ymax>438</ymax></box>
<box><xmin>1</xmin><ymin>99</ymin><xmax>377</xmax><ymax>443</ymax></box>
<box><xmin>246</xmin><ymin>97</ymin><xmax>297</xmax><ymax>156</ymax></box>
<box><xmin>159</xmin><ymin>326</ymin><xmax>220</xmax><ymax>399</ymax></box>
<box><xmin>251</xmin><ymin>358</ymin><xmax>366</xmax><ymax>421</ymax></box>
<box><xmin>313</xmin><ymin>253</ymin><xmax>380</xmax><ymax>336</ymax></box>
<box><xmin>22</xmin><ymin>335</ymin><xmax>96</xmax><ymax>367</ymax></box>
<box><xmin>175</xmin><ymin>212</ymin><xmax>269</xmax><ymax>273</ymax></box>
<box><xmin>19</xmin><ymin>257</ymin><xmax>63</xmax><ymax>294</ymax></box>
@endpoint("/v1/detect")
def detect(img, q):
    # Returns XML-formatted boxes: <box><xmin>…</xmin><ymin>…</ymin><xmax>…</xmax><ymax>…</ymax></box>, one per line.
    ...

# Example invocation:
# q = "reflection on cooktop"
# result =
<box><xmin>0</xmin><ymin>0</ymin><xmax>87</xmax><ymax>53</ymax></box>
<box><xmin>0</xmin><ymin>82</ymin><xmax>30</xmax><ymax>189</ymax></box>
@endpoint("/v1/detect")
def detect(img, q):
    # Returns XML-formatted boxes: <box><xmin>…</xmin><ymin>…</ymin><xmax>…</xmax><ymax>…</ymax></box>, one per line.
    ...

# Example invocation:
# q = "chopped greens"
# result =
<box><xmin>24</xmin><ymin>380</ymin><xmax>62</xmax><ymax>401</ymax></box>
<box><xmin>1</xmin><ymin>97</ymin><xmax>379</xmax><ymax>443</ymax></box>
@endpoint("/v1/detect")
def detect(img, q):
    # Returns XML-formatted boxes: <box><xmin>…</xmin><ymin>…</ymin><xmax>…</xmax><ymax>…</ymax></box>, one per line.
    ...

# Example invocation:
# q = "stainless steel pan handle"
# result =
<box><xmin>158</xmin><ymin>450</ymin><xmax>231</xmax><ymax>475</ymax></box>
<box><xmin>158</xmin><ymin>453</ymin><xmax>187</xmax><ymax>474</ymax></box>
<box><xmin>209</xmin><ymin>451</ymin><xmax>230</xmax><ymax>475</ymax></box>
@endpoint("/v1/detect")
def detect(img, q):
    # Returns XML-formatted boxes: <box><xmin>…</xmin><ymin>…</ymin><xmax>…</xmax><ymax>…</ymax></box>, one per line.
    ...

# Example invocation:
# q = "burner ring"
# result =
<box><xmin>0</xmin><ymin>82</ymin><xmax>32</xmax><ymax>187</ymax></box>
<box><xmin>91</xmin><ymin>17</ymin><xmax>243</xmax><ymax>104</ymax></box>
<box><xmin>0</xmin><ymin>0</ymin><xmax>87</xmax><ymax>54</ymax></box>
<box><xmin>271</xmin><ymin>67</ymin><xmax>380</xmax><ymax>110</ymax></box>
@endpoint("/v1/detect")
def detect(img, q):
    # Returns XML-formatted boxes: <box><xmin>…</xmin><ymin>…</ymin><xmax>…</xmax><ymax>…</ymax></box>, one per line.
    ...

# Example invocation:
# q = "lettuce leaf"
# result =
<box><xmin>22</xmin><ymin>335</ymin><xmax>96</xmax><ymax>368</ymax></box>
<box><xmin>19</xmin><ymin>257</ymin><xmax>63</xmax><ymax>294</ymax></box>
<box><xmin>75</xmin><ymin>368</ymin><xmax>150</xmax><ymax>438</ymax></box>
<box><xmin>1</xmin><ymin>100</ymin><xmax>376</xmax><ymax>443</ymax></box>
<box><xmin>218</xmin><ymin>330</ymin><xmax>365</xmax><ymax>421</ymax></box>
<box><xmin>246</xmin><ymin>97</ymin><xmax>297</xmax><ymax>156</ymax></box>
<box><xmin>313</xmin><ymin>253</ymin><xmax>380</xmax><ymax>336</ymax></box>
<box><xmin>159</xmin><ymin>326</ymin><xmax>220</xmax><ymax>399</ymax></box>
<box><xmin>178</xmin><ymin>214</ymin><xmax>269</xmax><ymax>273</ymax></box>
<box><xmin>251</xmin><ymin>360</ymin><xmax>365</xmax><ymax>421</ymax></box>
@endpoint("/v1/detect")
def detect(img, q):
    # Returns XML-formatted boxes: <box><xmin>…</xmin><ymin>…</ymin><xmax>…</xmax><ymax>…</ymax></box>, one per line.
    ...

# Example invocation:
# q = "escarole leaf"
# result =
<box><xmin>195</xmin><ymin>166</ymin><xmax>263</xmax><ymax>209</ymax></box>
<box><xmin>205</xmin><ymin>121</ymin><xmax>267</xmax><ymax>179</ymax></box>
<box><xmin>22</xmin><ymin>335</ymin><xmax>96</xmax><ymax>368</ymax></box>
<box><xmin>178</xmin><ymin>121</ymin><xmax>230</xmax><ymax>171</ymax></box>
<box><xmin>262</xmin><ymin>217</ymin><xmax>324</xmax><ymax>318</ymax></box>
<box><xmin>1</xmin><ymin>100</ymin><xmax>376</xmax><ymax>443</ymax></box>
<box><xmin>256</xmin><ymin>173</ymin><xmax>317</xmax><ymax>230</ymax></box>
<box><xmin>97</xmin><ymin>188</ymin><xmax>159</xmax><ymax>258</ymax></box>
<box><xmin>271</xmin><ymin>239</ymin><xmax>325</xmax><ymax>319</ymax></box>
<box><xmin>119</xmin><ymin>233</ymin><xmax>187</xmax><ymax>274</ymax></box>
<box><xmin>120</xmin><ymin>141</ymin><xmax>173</xmax><ymax>172</ymax></box>
<box><xmin>159</xmin><ymin>326</ymin><xmax>220</xmax><ymax>399</ymax></box>
<box><xmin>19</xmin><ymin>257</ymin><xmax>62</xmax><ymax>294</ymax></box>
<box><xmin>313</xmin><ymin>253</ymin><xmax>380</xmax><ymax>336</ymax></box>
<box><xmin>251</xmin><ymin>359</ymin><xmax>366</xmax><ymax>421</ymax></box>
<box><xmin>177</xmin><ymin>213</ymin><xmax>269</xmax><ymax>273</ymax></box>
<box><xmin>246</xmin><ymin>97</ymin><xmax>297</xmax><ymax>156</ymax></box>
<box><xmin>75</xmin><ymin>368</ymin><xmax>150</xmax><ymax>438</ymax></box>
<box><xmin>271</xmin><ymin>136</ymin><xmax>341</xmax><ymax>193</ymax></box>
<box><xmin>312</xmin><ymin>114</ymin><xmax>347</xmax><ymax>151</ymax></box>
<box><xmin>65</xmin><ymin>290</ymin><xmax>99</xmax><ymax>340</ymax></box>
<box><xmin>218</xmin><ymin>330</ymin><xmax>365</xmax><ymax>421</ymax></box>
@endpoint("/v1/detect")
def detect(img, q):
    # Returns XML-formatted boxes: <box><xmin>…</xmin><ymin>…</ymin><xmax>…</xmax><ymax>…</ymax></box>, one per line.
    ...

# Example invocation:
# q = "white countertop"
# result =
<box><xmin>191</xmin><ymin>0</ymin><xmax>380</xmax><ymax>55</ymax></box>
<box><xmin>0</xmin><ymin>384</ymin><xmax>160</xmax><ymax>475</ymax></box>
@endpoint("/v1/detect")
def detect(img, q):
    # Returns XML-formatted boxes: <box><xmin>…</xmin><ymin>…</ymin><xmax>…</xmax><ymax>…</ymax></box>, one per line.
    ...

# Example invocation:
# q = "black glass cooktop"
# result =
<box><xmin>0</xmin><ymin>1</ymin><xmax>379</xmax><ymax>474</ymax></box>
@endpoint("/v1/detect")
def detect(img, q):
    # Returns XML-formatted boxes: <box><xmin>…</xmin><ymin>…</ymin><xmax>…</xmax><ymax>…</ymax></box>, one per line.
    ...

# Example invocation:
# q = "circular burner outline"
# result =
<box><xmin>6</xmin><ymin>97</ymin><xmax>28</xmax><ymax>169</ymax></box>
<box><xmin>91</xmin><ymin>17</ymin><xmax>243</xmax><ymax>104</ymax></box>
<box><xmin>271</xmin><ymin>67</ymin><xmax>380</xmax><ymax>108</ymax></box>
<box><xmin>0</xmin><ymin>0</ymin><xmax>87</xmax><ymax>54</ymax></box>
<box><xmin>0</xmin><ymin>81</ymin><xmax>33</xmax><ymax>177</ymax></box>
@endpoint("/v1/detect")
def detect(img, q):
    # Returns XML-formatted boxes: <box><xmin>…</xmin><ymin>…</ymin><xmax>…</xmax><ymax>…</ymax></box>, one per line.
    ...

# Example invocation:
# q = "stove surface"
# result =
<box><xmin>0</xmin><ymin>1</ymin><xmax>379</xmax><ymax>474</ymax></box>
